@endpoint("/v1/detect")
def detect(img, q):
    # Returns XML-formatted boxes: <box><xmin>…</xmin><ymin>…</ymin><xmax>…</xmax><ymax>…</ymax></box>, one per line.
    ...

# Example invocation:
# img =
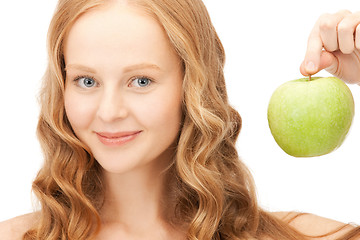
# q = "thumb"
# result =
<box><xmin>319</xmin><ymin>50</ymin><xmax>339</xmax><ymax>75</ymax></box>
<box><xmin>300</xmin><ymin>50</ymin><xmax>338</xmax><ymax>76</ymax></box>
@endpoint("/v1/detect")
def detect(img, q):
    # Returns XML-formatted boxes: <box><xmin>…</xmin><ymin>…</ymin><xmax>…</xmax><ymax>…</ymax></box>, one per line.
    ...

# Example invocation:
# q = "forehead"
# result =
<box><xmin>63</xmin><ymin>2</ymin><xmax>177</xmax><ymax>68</ymax></box>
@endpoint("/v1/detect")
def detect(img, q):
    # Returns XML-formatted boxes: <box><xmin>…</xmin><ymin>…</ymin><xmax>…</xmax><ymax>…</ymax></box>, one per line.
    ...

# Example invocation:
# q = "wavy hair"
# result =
<box><xmin>24</xmin><ymin>0</ymin><xmax>357</xmax><ymax>239</ymax></box>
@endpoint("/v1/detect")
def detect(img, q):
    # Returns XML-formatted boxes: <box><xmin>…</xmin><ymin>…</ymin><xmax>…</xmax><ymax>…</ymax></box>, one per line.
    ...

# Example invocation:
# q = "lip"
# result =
<box><xmin>95</xmin><ymin>131</ymin><xmax>142</xmax><ymax>146</ymax></box>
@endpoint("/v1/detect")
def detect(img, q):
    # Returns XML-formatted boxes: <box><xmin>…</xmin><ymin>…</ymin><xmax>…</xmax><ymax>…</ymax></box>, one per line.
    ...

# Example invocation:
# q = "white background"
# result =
<box><xmin>0</xmin><ymin>1</ymin><xmax>359</xmax><ymax>224</ymax></box>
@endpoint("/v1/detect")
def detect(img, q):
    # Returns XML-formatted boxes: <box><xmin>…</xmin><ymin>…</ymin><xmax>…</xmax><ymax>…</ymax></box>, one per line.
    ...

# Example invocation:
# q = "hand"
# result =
<box><xmin>300</xmin><ymin>10</ymin><xmax>360</xmax><ymax>85</ymax></box>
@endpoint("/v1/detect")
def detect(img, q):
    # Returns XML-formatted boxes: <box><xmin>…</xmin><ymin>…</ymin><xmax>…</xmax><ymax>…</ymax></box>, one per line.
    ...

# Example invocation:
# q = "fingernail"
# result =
<box><xmin>306</xmin><ymin>61</ymin><xmax>316</xmax><ymax>73</ymax></box>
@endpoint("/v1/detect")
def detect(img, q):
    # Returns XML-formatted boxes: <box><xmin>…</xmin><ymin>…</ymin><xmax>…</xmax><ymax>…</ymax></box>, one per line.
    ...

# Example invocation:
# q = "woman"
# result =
<box><xmin>0</xmin><ymin>0</ymin><xmax>359</xmax><ymax>239</ymax></box>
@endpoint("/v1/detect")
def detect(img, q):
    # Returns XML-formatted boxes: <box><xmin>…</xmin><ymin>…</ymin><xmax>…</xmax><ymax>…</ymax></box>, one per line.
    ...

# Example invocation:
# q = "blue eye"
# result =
<box><xmin>75</xmin><ymin>76</ymin><xmax>97</xmax><ymax>88</ymax></box>
<box><xmin>130</xmin><ymin>77</ymin><xmax>152</xmax><ymax>88</ymax></box>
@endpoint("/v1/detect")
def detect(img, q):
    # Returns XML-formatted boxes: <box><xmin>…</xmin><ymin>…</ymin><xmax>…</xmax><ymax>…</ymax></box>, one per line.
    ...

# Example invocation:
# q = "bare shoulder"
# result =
<box><xmin>0</xmin><ymin>212</ymin><xmax>39</xmax><ymax>240</ymax></box>
<box><xmin>272</xmin><ymin>211</ymin><xmax>358</xmax><ymax>240</ymax></box>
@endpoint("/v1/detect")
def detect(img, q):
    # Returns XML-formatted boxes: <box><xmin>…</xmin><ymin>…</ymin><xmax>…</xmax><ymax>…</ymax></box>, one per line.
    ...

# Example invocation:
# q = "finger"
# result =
<box><xmin>337</xmin><ymin>11</ymin><xmax>360</xmax><ymax>54</ymax></box>
<box><xmin>301</xmin><ymin>23</ymin><xmax>323</xmax><ymax>76</ymax></box>
<box><xmin>300</xmin><ymin>50</ymin><xmax>338</xmax><ymax>76</ymax></box>
<box><xmin>356</xmin><ymin>24</ymin><xmax>360</xmax><ymax>49</ymax></box>
<box><xmin>350</xmin><ymin>11</ymin><xmax>360</xmax><ymax>50</ymax></box>
<box><xmin>318</xmin><ymin>13</ymin><xmax>341</xmax><ymax>52</ymax></box>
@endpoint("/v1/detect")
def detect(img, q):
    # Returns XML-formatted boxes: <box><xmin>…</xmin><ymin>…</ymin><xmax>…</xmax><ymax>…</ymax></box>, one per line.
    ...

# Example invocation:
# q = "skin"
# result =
<box><xmin>0</xmin><ymin>6</ymin><xmax>359</xmax><ymax>240</ymax></box>
<box><xmin>300</xmin><ymin>10</ymin><xmax>360</xmax><ymax>85</ymax></box>
<box><xmin>63</xmin><ymin>2</ymin><xmax>184</xmax><ymax>239</ymax></box>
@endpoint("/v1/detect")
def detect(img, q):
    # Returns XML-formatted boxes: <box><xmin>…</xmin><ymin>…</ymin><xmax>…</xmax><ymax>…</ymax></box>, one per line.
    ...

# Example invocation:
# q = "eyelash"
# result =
<box><xmin>71</xmin><ymin>75</ymin><xmax>153</xmax><ymax>89</ymax></box>
<box><xmin>73</xmin><ymin>75</ymin><xmax>98</xmax><ymax>88</ymax></box>
<box><xmin>128</xmin><ymin>76</ymin><xmax>153</xmax><ymax>88</ymax></box>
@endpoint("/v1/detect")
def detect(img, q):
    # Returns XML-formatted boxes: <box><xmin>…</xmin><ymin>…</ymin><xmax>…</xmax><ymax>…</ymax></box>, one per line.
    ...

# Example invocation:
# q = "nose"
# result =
<box><xmin>96</xmin><ymin>87</ymin><xmax>128</xmax><ymax>123</ymax></box>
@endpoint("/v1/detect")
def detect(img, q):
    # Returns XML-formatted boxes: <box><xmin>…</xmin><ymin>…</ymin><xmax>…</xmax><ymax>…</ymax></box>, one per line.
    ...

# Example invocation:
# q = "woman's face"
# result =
<box><xmin>63</xmin><ymin>2</ymin><xmax>183</xmax><ymax>174</ymax></box>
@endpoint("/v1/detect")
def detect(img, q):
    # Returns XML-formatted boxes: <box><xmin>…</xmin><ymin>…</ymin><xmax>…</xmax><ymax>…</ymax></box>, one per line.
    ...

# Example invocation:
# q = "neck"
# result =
<box><xmin>99</xmin><ymin>150</ymin><xmax>176</xmax><ymax>233</ymax></box>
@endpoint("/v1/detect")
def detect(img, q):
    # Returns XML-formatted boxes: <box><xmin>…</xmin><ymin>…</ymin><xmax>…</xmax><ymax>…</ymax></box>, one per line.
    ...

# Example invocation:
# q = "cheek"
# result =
<box><xmin>137</xmin><ymin>90</ymin><xmax>183</xmax><ymax>134</ymax></box>
<box><xmin>64</xmin><ymin>90</ymin><xmax>96</xmax><ymax>132</ymax></box>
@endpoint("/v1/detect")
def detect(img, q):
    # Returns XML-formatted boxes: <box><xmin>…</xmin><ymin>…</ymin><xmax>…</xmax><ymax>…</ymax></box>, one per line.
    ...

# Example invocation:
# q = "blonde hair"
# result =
<box><xmin>24</xmin><ymin>0</ymin><xmax>356</xmax><ymax>239</ymax></box>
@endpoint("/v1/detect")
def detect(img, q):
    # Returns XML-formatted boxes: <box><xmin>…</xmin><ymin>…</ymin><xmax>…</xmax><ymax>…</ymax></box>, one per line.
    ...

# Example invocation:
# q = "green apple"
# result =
<box><xmin>267</xmin><ymin>76</ymin><xmax>354</xmax><ymax>157</ymax></box>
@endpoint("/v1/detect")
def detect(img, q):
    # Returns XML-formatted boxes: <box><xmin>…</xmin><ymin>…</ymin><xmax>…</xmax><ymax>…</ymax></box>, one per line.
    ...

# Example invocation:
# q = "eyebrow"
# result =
<box><xmin>65</xmin><ymin>63</ymin><xmax>162</xmax><ymax>73</ymax></box>
<box><xmin>65</xmin><ymin>64</ymin><xmax>96</xmax><ymax>73</ymax></box>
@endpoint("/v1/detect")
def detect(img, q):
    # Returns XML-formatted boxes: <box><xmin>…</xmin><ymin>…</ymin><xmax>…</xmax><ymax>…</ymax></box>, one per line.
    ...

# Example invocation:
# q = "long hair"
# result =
<box><xmin>24</xmin><ymin>0</ymin><xmax>357</xmax><ymax>239</ymax></box>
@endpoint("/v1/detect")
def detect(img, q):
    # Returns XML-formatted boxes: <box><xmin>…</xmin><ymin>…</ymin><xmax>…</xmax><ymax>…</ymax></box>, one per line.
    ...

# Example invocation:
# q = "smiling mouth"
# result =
<box><xmin>95</xmin><ymin>131</ymin><xmax>142</xmax><ymax>146</ymax></box>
